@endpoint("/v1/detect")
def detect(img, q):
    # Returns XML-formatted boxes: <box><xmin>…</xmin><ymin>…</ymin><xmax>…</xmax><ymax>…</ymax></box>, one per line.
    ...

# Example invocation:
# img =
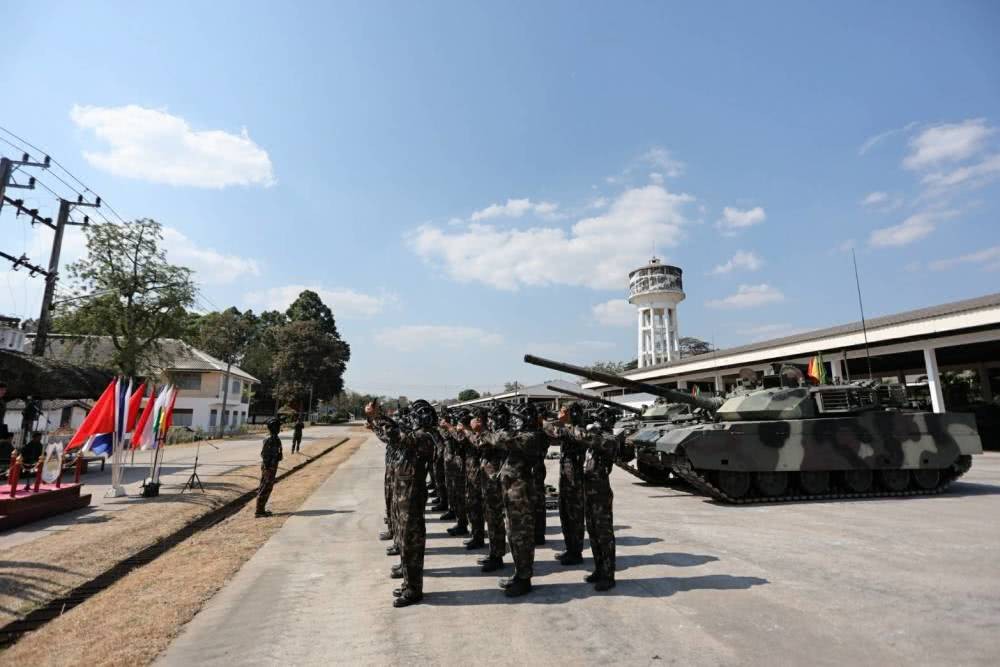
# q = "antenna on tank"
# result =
<box><xmin>851</xmin><ymin>248</ymin><xmax>874</xmax><ymax>380</ymax></box>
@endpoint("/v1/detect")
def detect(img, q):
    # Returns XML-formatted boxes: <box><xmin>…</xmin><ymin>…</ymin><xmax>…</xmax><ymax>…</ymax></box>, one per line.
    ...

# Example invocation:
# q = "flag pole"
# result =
<box><xmin>851</xmin><ymin>248</ymin><xmax>874</xmax><ymax>380</ymax></box>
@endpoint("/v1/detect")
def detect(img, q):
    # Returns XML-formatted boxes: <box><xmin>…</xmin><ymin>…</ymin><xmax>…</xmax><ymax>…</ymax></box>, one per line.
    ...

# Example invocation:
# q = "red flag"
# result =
<box><xmin>67</xmin><ymin>380</ymin><xmax>117</xmax><ymax>450</ymax></box>
<box><xmin>126</xmin><ymin>382</ymin><xmax>147</xmax><ymax>432</ymax></box>
<box><xmin>160</xmin><ymin>387</ymin><xmax>178</xmax><ymax>434</ymax></box>
<box><xmin>130</xmin><ymin>387</ymin><xmax>157</xmax><ymax>450</ymax></box>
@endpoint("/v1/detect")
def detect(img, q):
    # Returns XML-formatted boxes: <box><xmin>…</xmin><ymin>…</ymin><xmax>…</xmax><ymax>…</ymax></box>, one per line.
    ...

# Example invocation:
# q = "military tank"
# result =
<box><xmin>524</xmin><ymin>354</ymin><xmax>983</xmax><ymax>503</ymax></box>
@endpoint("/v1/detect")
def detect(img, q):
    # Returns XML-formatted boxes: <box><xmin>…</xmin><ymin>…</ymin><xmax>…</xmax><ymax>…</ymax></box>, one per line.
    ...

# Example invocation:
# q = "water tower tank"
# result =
<box><xmin>628</xmin><ymin>258</ymin><xmax>685</xmax><ymax>368</ymax></box>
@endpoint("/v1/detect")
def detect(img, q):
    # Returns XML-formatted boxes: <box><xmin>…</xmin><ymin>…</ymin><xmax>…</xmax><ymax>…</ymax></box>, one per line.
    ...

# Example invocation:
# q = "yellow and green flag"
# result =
<box><xmin>807</xmin><ymin>353</ymin><xmax>828</xmax><ymax>384</ymax></box>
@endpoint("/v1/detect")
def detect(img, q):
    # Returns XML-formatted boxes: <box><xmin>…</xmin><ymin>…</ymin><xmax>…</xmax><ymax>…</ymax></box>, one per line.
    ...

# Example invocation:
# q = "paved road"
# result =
<box><xmin>160</xmin><ymin>433</ymin><xmax>1000</xmax><ymax>666</ymax></box>
<box><xmin>0</xmin><ymin>426</ymin><xmax>347</xmax><ymax>551</ymax></box>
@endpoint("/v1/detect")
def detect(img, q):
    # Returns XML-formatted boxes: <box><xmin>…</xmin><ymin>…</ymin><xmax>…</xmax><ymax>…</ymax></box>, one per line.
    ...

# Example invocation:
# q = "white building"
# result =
<box><xmin>628</xmin><ymin>258</ymin><xmax>685</xmax><ymax>368</ymax></box>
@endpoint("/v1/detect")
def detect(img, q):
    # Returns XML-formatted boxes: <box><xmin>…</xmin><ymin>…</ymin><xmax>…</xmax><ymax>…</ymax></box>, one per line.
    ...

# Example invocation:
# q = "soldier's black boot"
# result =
<box><xmin>386</xmin><ymin>545</ymin><xmax>400</xmax><ymax>556</ymax></box>
<box><xmin>390</xmin><ymin>563</ymin><xmax>404</xmax><ymax>578</ymax></box>
<box><xmin>429</xmin><ymin>502</ymin><xmax>445</xmax><ymax>511</ymax></box>
<box><xmin>480</xmin><ymin>557</ymin><xmax>504</xmax><ymax>573</ymax></box>
<box><xmin>584</xmin><ymin>571</ymin><xmax>600</xmax><ymax>583</ymax></box>
<box><xmin>498</xmin><ymin>576</ymin><xmax>514</xmax><ymax>589</ymax></box>
<box><xmin>439</xmin><ymin>510</ymin><xmax>456</xmax><ymax>521</ymax></box>
<box><xmin>504</xmin><ymin>577</ymin><xmax>532</xmax><ymax>597</ymax></box>
<box><xmin>447</xmin><ymin>523</ymin><xmax>469</xmax><ymax>536</ymax></box>
<box><xmin>593</xmin><ymin>576</ymin><xmax>616</xmax><ymax>592</ymax></box>
<box><xmin>393</xmin><ymin>590</ymin><xmax>423</xmax><ymax>608</ymax></box>
<box><xmin>557</xmin><ymin>551</ymin><xmax>583</xmax><ymax>565</ymax></box>
<box><xmin>378</xmin><ymin>530</ymin><xmax>393</xmax><ymax>541</ymax></box>
<box><xmin>255</xmin><ymin>509</ymin><xmax>272</xmax><ymax>518</ymax></box>
<box><xmin>464</xmin><ymin>536</ymin><xmax>485</xmax><ymax>549</ymax></box>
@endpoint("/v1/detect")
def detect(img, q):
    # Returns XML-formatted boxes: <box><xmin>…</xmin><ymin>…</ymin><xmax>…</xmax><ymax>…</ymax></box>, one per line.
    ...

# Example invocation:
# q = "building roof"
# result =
<box><xmin>26</xmin><ymin>334</ymin><xmax>260</xmax><ymax>384</ymax></box>
<box><xmin>452</xmin><ymin>379</ymin><xmax>590</xmax><ymax>407</ymax></box>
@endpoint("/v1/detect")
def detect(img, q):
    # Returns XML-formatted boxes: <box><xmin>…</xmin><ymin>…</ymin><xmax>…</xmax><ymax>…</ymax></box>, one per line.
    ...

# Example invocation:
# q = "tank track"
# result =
<box><xmin>669</xmin><ymin>457</ymin><xmax>972</xmax><ymax>505</ymax></box>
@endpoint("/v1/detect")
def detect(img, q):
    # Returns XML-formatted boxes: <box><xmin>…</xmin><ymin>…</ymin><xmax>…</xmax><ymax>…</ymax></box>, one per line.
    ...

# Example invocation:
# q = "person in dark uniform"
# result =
<box><xmin>256</xmin><ymin>417</ymin><xmax>283</xmax><ymax>517</ymax></box>
<box><xmin>291</xmin><ymin>416</ymin><xmax>304</xmax><ymax>453</ymax></box>
<box><xmin>456</xmin><ymin>410</ymin><xmax>485</xmax><ymax>550</ymax></box>
<box><xmin>545</xmin><ymin>403</ymin><xmax>587</xmax><ymax>566</ymax></box>
<box><xmin>366</xmin><ymin>401</ymin><xmax>398</xmax><ymax>544</ymax></box>
<box><xmin>21</xmin><ymin>432</ymin><xmax>43</xmax><ymax>468</ymax></box>
<box><xmin>583</xmin><ymin>408</ymin><xmax>623</xmax><ymax>591</ymax></box>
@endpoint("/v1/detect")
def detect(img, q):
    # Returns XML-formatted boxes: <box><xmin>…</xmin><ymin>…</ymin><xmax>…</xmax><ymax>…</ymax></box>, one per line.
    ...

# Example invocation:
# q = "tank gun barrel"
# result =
<box><xmin>524</xmin><ymin>354</ymin><xmax>723</xmax><ymax>412</ymax></box>
<box><xmin>545</xmin><ymin>385</ymin><xmax>644</xmax><ymax>415</ymax></box>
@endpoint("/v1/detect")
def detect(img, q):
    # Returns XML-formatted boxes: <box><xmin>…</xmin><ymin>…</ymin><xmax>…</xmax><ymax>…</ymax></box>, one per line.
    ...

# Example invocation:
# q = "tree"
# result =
<box><xmin>54</xmin><ymin>219</ymin><xmax>197</xmax><ymax>377</ymax></box>
<box><xmin>286</xmin><ymin>290</ymin><xmax>339</xmax><ymax>337</ymax></box>
<box><xmin>198</xmin><ymin>308</ymin><xmax>255</xmax><ymax>435</ymax></box>
<box><xmin>503</xmin><ymin>381</ymin><xmax>521</xmax><ymax>392</ymax></box>
<box><xmin>271</xmin><ymin>320</ymin><xmax>351</xmax><ymax>411</ymax></box>
<box><xmin>458</xmin><ymin>388</ymin><xmax>481</xmax><ymax>401</ymax></box>
<box><xmin>679</xmin><ymin>336</ymin><xmax>715</xmax><ymax>357</ymax></box>
<box><xmin>591</xmin><ymin>360</ymin><xmax>629</xmax><ymax>374</ymax></box>
<box><xmin>240</xmin><ymin>309</ymin><xmax>288</xmax><ymax>417</ymax></box>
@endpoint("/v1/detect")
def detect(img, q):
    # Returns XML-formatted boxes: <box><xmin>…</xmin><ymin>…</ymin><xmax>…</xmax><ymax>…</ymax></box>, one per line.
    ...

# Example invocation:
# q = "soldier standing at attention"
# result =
<box><xmin>545</xmin><ymin>403</ymin><xmax>586</xmax><ymax>566</ymax></box>
<box><xmin>456</xmin><ymin>410</ymin><xmax>486</xmax><ymax>550</ymax></box>
<box><xmin>366</xmin><ymin>401</ymin><xmax>397</xmax><ymax>545</ymax></box>
<box><xmin>532</xmin><ymin>414</ymin><xmax>549</xmax><ymax>546</ymax></box>
<box><xmin>291</xmin><ymin>415</ymin><xmax>304</xmax><ymax>453</ymax></box>
<box><xmin>388</xmin><ymin>399</ymin><xmax>436</xmax><ymax>607</ymax></box>
<box><xmin>429</xmin><ymin>418</ymin><xmax>449</xmax><ymax>514</ymax></box>
<box><xmin>475</xmin><ymin>408</ymin><xmax>507</xmax><ymax>573</ymax></box>
<box><xmin>493</xmin><ymin>402</ymin><xmax>546</xmax><ymax>597</ymax></box>
<box><xmin>440</xmin><ymin>410</ymin><xmax>468</xmax><ymax>536</ymax></box>
<box><xmin>583</xmin><ymin>409</ymin><xmax>623</xmax><ymax>591</ymax></box>
<box><xmin>255</xmin><ymin>417</ymin><xmax>283</xmax><ymax>518</ymax></box>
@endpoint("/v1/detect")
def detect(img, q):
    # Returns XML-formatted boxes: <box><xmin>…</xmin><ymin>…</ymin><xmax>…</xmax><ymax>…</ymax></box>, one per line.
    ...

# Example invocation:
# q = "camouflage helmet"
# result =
<box><xmin>488</xmin><ymin>403</ymin><xmax>511</xmax><ymax>431</ymax></box>
<box><xmin>567</xmin><ymin>402</ymin><xmax>586</xmax><ymax>427</ymax></box>
<box><xmin>456</xmin><ymin>409</ymin><xmax>473</xmax><ymax>426</ymax></box>
<box><xmin>411</xmin><ymin>400</ymin><xmax>437</xmax><ymax>429</ymax></box>
<box><xmin>512</xmin><ymin>403</ymin><xmax>541</xmax><ymax>431</ymax></box>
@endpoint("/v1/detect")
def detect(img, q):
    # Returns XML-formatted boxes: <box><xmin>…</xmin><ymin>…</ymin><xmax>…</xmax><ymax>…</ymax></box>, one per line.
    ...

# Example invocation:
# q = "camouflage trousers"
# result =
<box><xmin>445</xmin><ymin>452</ymin><xmax>467</xmax><ymax>526</ymax></box>
<box><xmin>480</xmin><ymin>458</ymin><xmax>507</xmax><ymax>560</ymax></box>
<box><xmin>433</xmin><ymin>446</ymin><xmax>448</xmax><ymax>508</ymax></box>
<box><xmin>393</xmin><ymin>468</ymin><xmax>427</xmax><ymax>595</ymax></box>
<box><xmin>584</xmin><ymin>473</ymin><xmax>615</xmax><ymax>578</ymax></box>
<box><xmin>501</xmin><ymin>466</ymin><xmax>536</xmax><ymax>580</ymax></box>
<box><xmin>465</xmin><ymin>454</ymin><xmax>484</xmax><ymax>539</ymax></box>
<box><xmin>558</xmin><ymin>454</ymin><xmax>585</xmax><ymax>555</ymax></box>
<box><xmin>384</xmin><ymin>463</ymin><xmax>395</xmax><ymax>539</ymax></box>
<box><xmin>532</xmin><ymin>459</ymin><xmax>547</xmax><ymax>542</ymax></box>
<box><xmin>256</xmin><ymin>464</ymin><xmax>277</xmax><ymax>513</ymax></box>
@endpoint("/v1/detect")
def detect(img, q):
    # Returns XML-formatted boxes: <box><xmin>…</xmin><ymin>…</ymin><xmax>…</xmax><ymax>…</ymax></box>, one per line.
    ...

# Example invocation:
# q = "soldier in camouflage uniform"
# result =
<box><xmin>532</xmin><ymin>429</ymin><xmax>548</xmax><ymax>546</ymax></box>
<box><xmin>544</xmin><ymin>403</ymin><xmax>586</xmax><ymax>565</ymax></box>
<box><xmin>440</xmin><ymin>410</ymin><xmax>468</xmax><ymax>535</ymax></box>
<box><xmin>491</xmin><ymin>402</ymin><xmax>546</xmax><ymax>597</ymax></box>
<box><xmin>475</xmin><ymin>408</ymin><xmax>507</xmax><ymax>573</ymax></box>
<box><xmin>366</xmin><ymin>402</ymin><xmax>398</xmax><ymax>544</ymax></box>
<box><xmin>456</xmin><ymin>410</ymin><xmax>486</xmax><ymax>549</ymax></box>
<box><xmin>382</xmin><ymin>399</ymin><xmax>436</xmax><ymax>607</ymax></box>
<box><xmin>255</xmin><ymin>417</ymin><xmax>283</xmax><ymax>517</ymax></box>
<box><xmin>429</xmin><ymin>426</ymin><xmax>449</xmax><ymax>513</ymax></box>
<box><xmin>583</xmin><ymin>408</ymin><xmax>622</xmax><ymax>591</ymax></box>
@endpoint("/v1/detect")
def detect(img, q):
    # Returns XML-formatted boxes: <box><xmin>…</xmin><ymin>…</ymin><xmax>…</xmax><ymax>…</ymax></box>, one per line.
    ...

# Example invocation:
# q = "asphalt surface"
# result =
<box><xmin>0</xmin><ymin>426</ymin><xmax>343</xmax><ymax>551</ymax></box>
<box><xmin>159</xmin><ymin>432</ymin><xmax>1000</xmax><ymax>666</ymax></box>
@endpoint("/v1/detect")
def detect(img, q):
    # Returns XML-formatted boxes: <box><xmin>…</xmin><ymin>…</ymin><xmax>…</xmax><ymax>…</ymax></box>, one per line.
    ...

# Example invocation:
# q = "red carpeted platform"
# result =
<box><xmin>0</xmin><ymin>483</ymin><xmax>92</xmax><ymax>531</ymax></box>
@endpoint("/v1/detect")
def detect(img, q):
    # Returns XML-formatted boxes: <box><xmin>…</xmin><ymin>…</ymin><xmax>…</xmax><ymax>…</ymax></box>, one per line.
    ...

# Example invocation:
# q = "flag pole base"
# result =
<box><xmin>104</xmin><ymin>485</ymin><xmax>127</xmax><ymax>498</ymax></box>
<box><xmin>140</xmin><ymin>481</ymin><xmax>160</xmax><ymax>498</ymax></box>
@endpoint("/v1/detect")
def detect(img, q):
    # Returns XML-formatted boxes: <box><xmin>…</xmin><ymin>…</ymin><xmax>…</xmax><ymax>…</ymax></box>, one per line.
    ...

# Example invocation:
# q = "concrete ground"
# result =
<box><xmin>159</xmin><ymin>433</ymin><xmax>1000</xmax><ymax>666</ymax></box>
<box><xmin>0</xmin><ymin>425</ymin><xmax>343</xmax><ymax>551</ymax></box>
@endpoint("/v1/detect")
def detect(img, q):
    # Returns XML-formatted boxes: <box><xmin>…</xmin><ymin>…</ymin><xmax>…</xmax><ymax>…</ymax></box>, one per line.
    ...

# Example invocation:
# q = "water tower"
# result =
<box><xmin>628</xmin><ymin>258</ymin><xmax>685</xmax><ymax>368</ymax></box>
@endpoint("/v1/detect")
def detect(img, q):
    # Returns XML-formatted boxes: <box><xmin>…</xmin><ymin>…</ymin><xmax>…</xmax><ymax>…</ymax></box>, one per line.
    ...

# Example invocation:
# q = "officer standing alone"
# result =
<box><xmin>256</xmin><ymin>417</ymin><xmax>283</xmax><ymax>518</ymax></box>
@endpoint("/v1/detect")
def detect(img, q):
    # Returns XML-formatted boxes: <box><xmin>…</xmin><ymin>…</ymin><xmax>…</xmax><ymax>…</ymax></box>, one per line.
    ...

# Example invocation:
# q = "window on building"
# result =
<box><xmin>172</xmin><ymin>408</ymin><xmax>194</xmax><ymax>427</ymax></box>
<box><xmin>231</xmin><ymin>378</ymin><xmax>241</xmax><ymax>395</ymax></box>
<box><xmin>173</xmin><ymin>372</ymin><xmax>202</xmax><ymax>391</ymax></box>
<box><xmin>60</xmin><ymin>406</ymin><xmax>73</xmax><ymax>427</ymax></box>
<box><xmin>209</xmin><ymin>409</ymin><xmax>218</xmax><ymax>427</ymax></box>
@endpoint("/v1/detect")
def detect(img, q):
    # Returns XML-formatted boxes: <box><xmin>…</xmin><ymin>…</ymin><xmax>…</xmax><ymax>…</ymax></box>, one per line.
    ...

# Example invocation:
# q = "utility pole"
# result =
<box><xmin>0</xmin><ymin>154</ymin><xmax>49</xmax><ymax>215</ymax></box>
<box><xmin>32</xmin><ymin>195</ymin><xmax>100</xmax><ymax>356</ymax></box>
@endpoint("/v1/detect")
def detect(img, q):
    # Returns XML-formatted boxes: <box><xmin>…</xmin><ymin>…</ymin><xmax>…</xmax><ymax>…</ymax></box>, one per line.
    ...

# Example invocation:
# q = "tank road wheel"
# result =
<box><xmin>879</xmin><ymin>469</ymin><xmax>910</xmax><ymax>492</ymax></box>
<box><xmin>841</xmin><ymin>469</ymin><xmax>873</xmax><ymax>493</ymax></box>
<box><xmin>912</xmin><ymin>469</ymin><xmax>941</xmax><ymax>490</ymax></box>
<box><xmin>754</xmin><ymin>471</ymin><xmax>789</xmax><ymax>498</ymax></box>
<box><xmin>716</xmin><ymin>471</ymin><xmax>751</xmax><ymax>499</ymax></box>
<box><xmin>799</xmin><ymin>471</ymin><xmax>830</xmax><ymax>495</ymax></box>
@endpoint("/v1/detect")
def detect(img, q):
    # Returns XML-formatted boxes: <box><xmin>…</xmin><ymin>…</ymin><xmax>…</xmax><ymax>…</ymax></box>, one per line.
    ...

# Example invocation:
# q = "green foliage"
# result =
<box><xmin>457</xmin><ymin>388</ymin><xmax>481</xmax><ymax>401</ymax></box>
<box><xmin>286</xmin><ymin>290</ymin><xmax>339</xmax><ymax>337</ymax></box>
<box><xmin>590</xmin><ymin>360</ymin><xmax>629</xmax><ymax>374</ymax></box>
<box><xmin>679</xmin><ymin>336</ymin><xmax>715</xmax><ymax>357</ymax></box>
<box><xmin>197</xmin><ymin>307</ymin><xmax>255</xmax><ymax>366</ymax></box>
<box><xmin>271</xmin><ymin>320</ymin><xmax>351</xmax><ymax>407</ymax></box>
<box><xmin>54</xmin><ymin>219</ymin><xmax>197</xmax><ymax>376</ymax></box>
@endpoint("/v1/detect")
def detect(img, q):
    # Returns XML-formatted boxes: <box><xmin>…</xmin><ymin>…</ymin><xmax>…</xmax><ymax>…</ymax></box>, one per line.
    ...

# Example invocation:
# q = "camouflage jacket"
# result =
<box><xmin>484</xmin><ymin>428</ymin><xmax>546</xmax><ymax>474</ymax></box>
<box><xmin>261</xmin><ymin>434</ymin><xmax>283</xmax><ymax>468</ymax></box>
<box><xmin>441</xmin><ymin>426</ymin><xmax>467</xmax><ymax>459</ymax></box>
<box><xmin>543</xmin><ymin>422</ymin><xmax>586</xmax><ymax>459</ymax></box>
<box><xmin>583</xmin><ymin>429</ymin><xmax>621</xmax><ymax>478</ymax></box>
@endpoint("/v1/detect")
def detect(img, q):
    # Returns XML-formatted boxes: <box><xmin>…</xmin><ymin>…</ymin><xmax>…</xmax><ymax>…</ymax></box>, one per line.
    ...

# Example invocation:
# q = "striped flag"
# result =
<box><xmin>131</xmin><ymin>386</ymin><xmax>158</xmax><ymax>450</ymax></box>
<box><xmin>807</xmin><ymin>353</ymin><xmax>828</xmax><ymax>384</ymax></box>
<box><xmin>67</xmin><ymin>379</ymin><xmax>116</xmax><ymax>451</ymax></box>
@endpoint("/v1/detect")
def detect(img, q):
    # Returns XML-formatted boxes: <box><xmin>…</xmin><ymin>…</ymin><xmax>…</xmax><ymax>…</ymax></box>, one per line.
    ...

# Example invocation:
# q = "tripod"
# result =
<box><xmin>182</xmin><ymin>442</ymin><xmax>205</xmax><ymax>493</ymax></box>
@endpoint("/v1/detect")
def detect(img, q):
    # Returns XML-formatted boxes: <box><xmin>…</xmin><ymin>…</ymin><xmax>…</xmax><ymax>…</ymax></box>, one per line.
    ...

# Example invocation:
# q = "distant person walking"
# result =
<box><xmin>292</xmin><ymin>416</ymin><xmax>304</xmax><ymax>453</ymax></box>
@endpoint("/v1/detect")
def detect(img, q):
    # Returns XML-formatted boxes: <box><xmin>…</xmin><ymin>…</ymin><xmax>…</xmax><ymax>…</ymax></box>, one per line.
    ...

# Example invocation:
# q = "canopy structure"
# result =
<box><xmin>0</xmin><ymin>350</ymin><xmax>114</xmax><ymax>400</ymax></box>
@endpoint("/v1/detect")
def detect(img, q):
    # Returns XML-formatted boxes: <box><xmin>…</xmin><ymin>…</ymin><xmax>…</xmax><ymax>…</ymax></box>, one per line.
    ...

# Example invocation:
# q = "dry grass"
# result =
<box><xmin>0</xmin><ymin>436</ymin><xmax>350</xmax><ymax>627</ymax></box>
<box><xmin>1</xmin><ymin>435</ymin><xmax>363</xmax><ymax>666</ymax></box>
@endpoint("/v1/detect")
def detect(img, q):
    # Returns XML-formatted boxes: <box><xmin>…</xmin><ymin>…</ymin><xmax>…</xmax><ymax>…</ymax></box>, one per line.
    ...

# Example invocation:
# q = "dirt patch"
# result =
<box><xmin>1</xmin><ymin>435</ymin><xmax>363</xmax><ymax>666</ymax></box>
<box><xmin>0</xmin><ymin>436</ymin><xmax>349</xmax><ymax>628</ymax></box>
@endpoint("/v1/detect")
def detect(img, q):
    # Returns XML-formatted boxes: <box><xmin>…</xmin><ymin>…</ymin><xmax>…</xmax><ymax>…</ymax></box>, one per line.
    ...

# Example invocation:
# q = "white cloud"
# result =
<box><xmin>592</xmin><ymin>299</ymin><xmax>634</xmax><ymax>327</ymax></box>
<box><xmin>921</xmin><ymin>153</ymin><xmax>1000</xmax><ymax>191</ymax></box>
<box><xmin>707</xmin><ymin>284</ymin><xmax>785</xmax><ymax>309</ymax></box>
<box><xmin>711</xmin><ymin>250</ymin><xmax>763</xmax><ymax>275</ymax></box>
<box><xmin>409</xmin><ymin>184</ymin><xmax>695</xmax><ymax>290</ymax></box>
<box><xmin>246</xmin><ymin>284</ymin><xmax>392</xmax><ymax>318</ymax></box>
<box><xmin>929</xmin><ymin>245</ymin><xmax>1000</xmax><ymax>272</ymax></box>
<box><xmin>868</xmin><ymin>209</ymin><xmax>956</xmax><ymax>247</ymax></box>
<box><xmin>469</xmin><ymin>198</ymin><xmax>559</xmax><ymax>221</ymax></box>
<box><xmin>861</xmin><ymin>191</ymin><xmax>889</xmax><ymax>206</ymax></box>
<box><xmin>641</xmin><ymin>148</ymin><xmax>685</xmax><ymax>178</ymax></box>
<box><xmin>161</xmin><ymin>227</ymin><xmax>260</xmax><ymax>285</ymax></box>
<box><xmin>858</xmin><ymin>121</ymin><xmax>918</xmax><ymax>156</ymax></box>
<box><xmin>649</xmin><ymin>172</ymin><xmax>664</xmax><ymax>185</ymax></box>
<box><xmin>70</xmin><ymin>104</ymin><xmax>274</xmax><ymax>188</ymax></box>
<box><xmin>716</xmin><ymin>206</ymin><xmax>766</xmax><ymax>233</ymax></box>
<box><xmin>374</xmin><ymin>325</ymin><xmax>503</xmax><ymax>351</ymax></box>
<box><xmin>903</xmin><ymin>118</ymin><xmax>995</xmax><ymax>171</ymax></box>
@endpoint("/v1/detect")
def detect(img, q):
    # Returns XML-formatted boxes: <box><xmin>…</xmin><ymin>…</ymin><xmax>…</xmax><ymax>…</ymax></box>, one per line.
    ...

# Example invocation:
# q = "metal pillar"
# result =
<box><xmin>923</xmin><ymin>346</ymin><xmax>945</xmax><ymax>413</ymax></box>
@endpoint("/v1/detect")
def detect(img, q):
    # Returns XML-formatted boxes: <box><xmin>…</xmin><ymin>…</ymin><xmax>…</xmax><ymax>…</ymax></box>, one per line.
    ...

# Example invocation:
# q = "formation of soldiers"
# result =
<box><xmin>366</xmin><ymin>397</ymin><xmax>626</xmax><ymax>607</ymax></box>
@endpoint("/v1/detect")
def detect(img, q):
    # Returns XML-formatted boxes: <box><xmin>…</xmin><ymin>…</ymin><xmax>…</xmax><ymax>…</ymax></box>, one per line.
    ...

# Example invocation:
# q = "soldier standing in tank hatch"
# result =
<box><xmin>492</xmin><ymin>402</ymin><xmax>546</xmax><ymax>597</ymax></box>
<box><xmin>544</xmin><ymin>403</ymin><xmax>586</xmax><ymax>566</ymax></box>
<box><xmin>456</xmin><ymin>409</ymin><xmax>486</xmax><ymax>550</ymax></box>
<box><xmin>583</xmin><ymin>408</ymin><xmax>623</xmax><ymax>591</ymax></box>
<box><xmin>256</xmin><ymin>417</ymin><xmax>283</xmax><ymax>517</ymax></box>
<box><xmin>475</xmin><ymin>407</ymin><xmax>507</xmax><ymax>573</ymax></box>
<box><xmin>387</xmin><ymin>399</ymin><xmax>436</xmax><ymax>607</ymax></box>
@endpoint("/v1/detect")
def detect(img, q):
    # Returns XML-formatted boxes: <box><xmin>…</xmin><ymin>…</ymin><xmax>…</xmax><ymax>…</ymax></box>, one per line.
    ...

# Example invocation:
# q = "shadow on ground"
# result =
<box><xmin>271</xmin><ymin>509</ymin><xmax>354</xmax><ymax>517</ymax></box>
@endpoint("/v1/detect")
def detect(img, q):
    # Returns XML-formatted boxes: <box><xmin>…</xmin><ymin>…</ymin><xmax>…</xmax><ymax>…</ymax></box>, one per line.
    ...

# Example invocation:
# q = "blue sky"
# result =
<box><xmin>2</xmin><ymin>1</ymin><xmax>999</xmax><ymax>398</ymax></box>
